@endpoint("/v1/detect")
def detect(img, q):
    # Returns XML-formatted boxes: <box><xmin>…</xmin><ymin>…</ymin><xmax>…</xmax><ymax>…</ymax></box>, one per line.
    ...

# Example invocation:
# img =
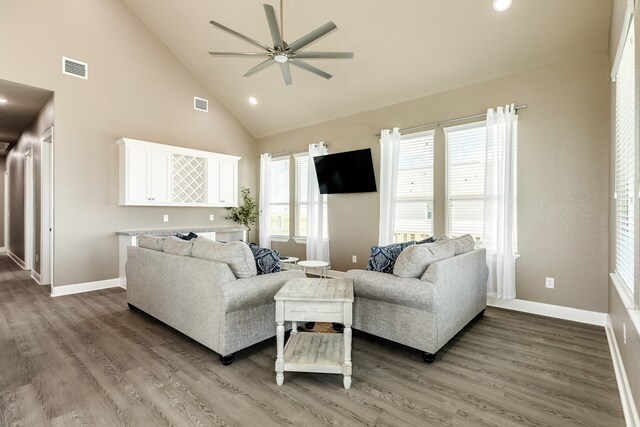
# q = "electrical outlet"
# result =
<box><xmin>352</xmin><ymin>255</ymin><xmax>357</xmax><ymax>263</ymax></box>
<box><xmin>623</xmin><ymin>323</ymin><xmax>627</xmax><ymax>345</ymax></box>
<box><xmin>209</xmin><ymin>214</ymin><xmax>215</xmax><ymax>221</ymax></box>
<box><xmin>545</xmin><ymin>277</ymin><xmax>555</xmax><ymax>289</ymax></box>
<box><xmin>163</xmin><ymin>214</ymin><xmax>169</xmax><ymax>222</ymax></box>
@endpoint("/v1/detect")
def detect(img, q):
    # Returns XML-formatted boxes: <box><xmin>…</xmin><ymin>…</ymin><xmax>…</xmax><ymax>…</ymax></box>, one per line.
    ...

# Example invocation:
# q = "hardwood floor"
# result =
<box><xmin>0</xmin><ymin>255</ymin><xmax>624</xmax><ymax>426</ymax></box>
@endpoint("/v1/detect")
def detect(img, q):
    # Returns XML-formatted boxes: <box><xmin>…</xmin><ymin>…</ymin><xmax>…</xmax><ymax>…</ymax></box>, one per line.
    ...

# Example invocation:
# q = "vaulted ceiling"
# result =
<box><xmin>122</xmin><ymin>0</ymin><xmax>611</xmax><ymax>138</ymax></box>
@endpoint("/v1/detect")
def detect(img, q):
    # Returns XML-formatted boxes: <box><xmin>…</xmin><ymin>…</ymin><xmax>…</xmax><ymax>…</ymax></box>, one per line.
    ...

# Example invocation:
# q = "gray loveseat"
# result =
<box><xmin>126</xmin><ymin>235</ymin><xmax>305</xmax><ymax>365</ymax></box>
<box><xmin>345</xmin><ymin>237</ymin><xmax>488</xmax><ymax>362</ymax></box>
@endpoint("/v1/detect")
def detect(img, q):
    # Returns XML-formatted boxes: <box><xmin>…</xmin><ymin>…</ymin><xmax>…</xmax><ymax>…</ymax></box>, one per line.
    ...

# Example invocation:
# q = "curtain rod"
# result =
<box><xmin>260</xmin><ymin>142</ymin><xmax>328</xmax><ymax>158</ymax></box>
<box><xmin>374</xmin><ymin>105</ymin><xmax>527</xmax><ymax>137</ymax></box>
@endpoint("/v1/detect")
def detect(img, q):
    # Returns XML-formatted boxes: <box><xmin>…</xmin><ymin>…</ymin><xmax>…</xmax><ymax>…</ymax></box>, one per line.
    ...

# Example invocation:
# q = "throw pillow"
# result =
<box><xmin>416</xmin><ymin>236</ymin><xmax>437</xmax><ymax>244</ymax></box>
<box><xmin>366</xmin><ymin>241</ymin><xmax>416</xmax><ymax>273</ymax></box>
<box><xmin>176</xmin><ymin>232</ymin><xmax>198</xmax><ymax>241</ymax></box>
<box><xmin>191</xmin><ymin>237</ymin><xmax>257</xmax><ymax>278</ymax></box>
<box><xmin>248</xmin><ymin>243</ymin><xmax>281</xmax><ymax>275</ymax></box>
<box><xmin>393</xmin><ymin>240</ymin><xmax>455</xmax><ymax>278</ymax></box>
<box><xmin>451</xmin><ymin>234</ymin><xmax>475</xmax><ymax>255</ymax></box>
<box><xmin>164</xmin><ymin>235</ymin><xmax>194</xmax><ymax>256</ymax></box>
<box><xmin>137</xmin><ymin>234</ymin><xmax>165</xmax><ymax>251</ymax></box>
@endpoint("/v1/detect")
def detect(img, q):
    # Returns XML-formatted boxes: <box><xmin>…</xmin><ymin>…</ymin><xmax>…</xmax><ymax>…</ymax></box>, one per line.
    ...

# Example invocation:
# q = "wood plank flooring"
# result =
<box><xmin>0</xmin><ymin>255</ymin><xmax>624</xmax><ymax>426</ymax></box>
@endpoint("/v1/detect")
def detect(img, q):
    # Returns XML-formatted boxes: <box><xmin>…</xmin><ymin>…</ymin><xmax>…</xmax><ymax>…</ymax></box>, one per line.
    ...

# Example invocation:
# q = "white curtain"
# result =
<box><xmin>258</xmin><ymin>153</ymin><xmax>272</xmax><ymax>248</ymax></box>
<box><xmin>378</xmin><ymin>128</ymin><xmax>402</xmax><ymax>245</ymax></box>
<box><xmin>306</xmin><ymin>142</ymin><xmax>330</xmax><ymax>263</ymax></box>
<box><xmin>484</xmin><ymin>105</ymin><xmax>517</xmax><ymax>300</ymax></box>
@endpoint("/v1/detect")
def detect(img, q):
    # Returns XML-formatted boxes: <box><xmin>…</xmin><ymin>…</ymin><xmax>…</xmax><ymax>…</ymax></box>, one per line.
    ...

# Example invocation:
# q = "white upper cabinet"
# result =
<box><xmin>117</xmin><ymin>138</ymin><xmax>240</xmax><ymax>207</ymax></box>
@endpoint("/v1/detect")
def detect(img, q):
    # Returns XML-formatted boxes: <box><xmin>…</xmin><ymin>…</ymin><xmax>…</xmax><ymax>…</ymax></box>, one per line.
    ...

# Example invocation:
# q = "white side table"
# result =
<box><xmin>298</xmin><ymin>260</ymin><xmax>329</xmax><ymax>278</ymax></box>
<box><xmin>279</xmin><ymin>256</ymin><xmax>299</xmax><ymax>270</ymax></box>
<box><xmin>274</xmin><ymin>277</ymin><xmax>354</xmax><ymax>389</ymax></box>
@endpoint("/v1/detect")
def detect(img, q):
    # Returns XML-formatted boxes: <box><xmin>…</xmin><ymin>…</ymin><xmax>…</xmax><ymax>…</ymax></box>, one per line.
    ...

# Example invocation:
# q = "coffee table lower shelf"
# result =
<box><xmin>283</xmin><ymin>332</ymin><xmax>346</xmax><ymax>374</ymax></box>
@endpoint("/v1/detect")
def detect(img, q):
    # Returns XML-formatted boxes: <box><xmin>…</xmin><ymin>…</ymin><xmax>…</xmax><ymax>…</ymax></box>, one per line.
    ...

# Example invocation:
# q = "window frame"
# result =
<box><xmin>269</xmin><ymin>155</ymin><xmax>291</xmax><ymax>240</ymax></box>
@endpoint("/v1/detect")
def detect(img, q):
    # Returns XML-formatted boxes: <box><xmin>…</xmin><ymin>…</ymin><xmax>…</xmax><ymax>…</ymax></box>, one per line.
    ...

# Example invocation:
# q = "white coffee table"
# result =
<box><xmin>297</xmin><ymin>260</ymin><xmax>329</xmax><ymax>278</ymax></box>
<box><xmin>274</xmin><ymin>277</ymin><xmax>354</xmax><ymax>389</ymax></box>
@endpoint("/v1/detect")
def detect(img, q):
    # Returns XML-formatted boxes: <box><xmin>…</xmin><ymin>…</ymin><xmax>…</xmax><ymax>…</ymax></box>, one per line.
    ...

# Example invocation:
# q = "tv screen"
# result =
<box><xmin>313</xmin><ymin>148</ymin><xmax>377</xmax><ymax>194</ymax></box>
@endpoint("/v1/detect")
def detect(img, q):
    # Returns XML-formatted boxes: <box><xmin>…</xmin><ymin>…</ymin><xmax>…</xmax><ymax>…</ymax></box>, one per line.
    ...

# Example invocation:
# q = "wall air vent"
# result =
<box><xmin>194</xmin><ymin>97</ymin><xmax>209</xmax><ymax>112</ymax></box>
<box><xmin>0</xmin><ymin>142</ymin><xmax>9</xmax><ymax>152</ymax></box>
<box><xmin>62</xmin><ymin>57</ymin><xmax>88</xmax><ymax>79</ymax></box>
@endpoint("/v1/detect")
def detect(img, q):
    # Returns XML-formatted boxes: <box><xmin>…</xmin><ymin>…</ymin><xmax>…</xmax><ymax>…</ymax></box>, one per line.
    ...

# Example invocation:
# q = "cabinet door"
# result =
<box><xmin>206</xmin><ymin>158</ymin><xmax>221</xmax><ymax>206</ymax></box>
<box><xmin>127</xmin><ymin>144</ymin><xmax>151</xmax><ymax>204</ymax></box>
<box><xmin>150</xmin><ymin>150</ymin><xmax>172</xmax><ymax>203</ymax></box>
<box><xmin>220</xmin><ymin>159</ymin><xmax>238</xmax><ymax>207</ymax></box>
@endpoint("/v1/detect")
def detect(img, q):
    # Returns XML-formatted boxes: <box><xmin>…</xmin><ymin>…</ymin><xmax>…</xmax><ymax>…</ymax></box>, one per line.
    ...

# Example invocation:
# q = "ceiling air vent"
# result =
<box><xmin>194</xmin><ymin>97</ymin><xmax>209</xmax><ymax>112</ymax></box>
<box><xmin>0</xmin><ymin>142</ymin><xmax>9</xmax><ymax>152</ymax></box>
<box><xmin>62</xmin><ymin>57</ymin><xmax>88</xmax><ymax>79</ymax></box>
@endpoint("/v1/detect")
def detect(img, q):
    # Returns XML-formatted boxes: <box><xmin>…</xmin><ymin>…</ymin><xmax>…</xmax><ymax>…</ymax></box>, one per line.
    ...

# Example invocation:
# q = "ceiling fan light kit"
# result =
<box><xmin>208</xmin><ymin>3</ymin><xmax>353</xmax><ymax>86</ymax></box>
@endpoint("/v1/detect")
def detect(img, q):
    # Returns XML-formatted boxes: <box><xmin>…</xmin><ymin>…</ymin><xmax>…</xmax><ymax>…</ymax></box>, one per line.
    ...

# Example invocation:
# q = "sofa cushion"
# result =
<box><xmin>248</xmin><ymin>243</ymin><xmax>281</xmax><ymax>275</ymax></box>
<box><xmin>366</xmin><ymin>241</ymin><xmax>416</xmax><ymax>273</ymax></box>
<box><xmin>191</xmin><ymin>237</ymin><xmax>257</xmax><ymax>278</ymax></box>
<box><xmin>222</xmin><ymin>270</ymin><xmax>306</xmax><ymax>312</ymax></box>
<box><xmin>164</xmin><ymin>235</ymin><xmax>194</xmax><ymax>256</ymax></box>
<box><xmin>393</xmin><ymin>240</ymin><xmax>455</xmax><ymax>278</ymax></box>
<box><xmin>452</xmin><ymin>234</ymin><xmax>475</xmax><ymax>255</ymax></box>
<box><xmin>345</xmin><ymin>269</ymin><xmax>435</xmax><ymax>310</ymax></box>
<box><xmin>137</xmin><ymin>234</ymin><xmax>165</xmax><ymax>251</ymax></box>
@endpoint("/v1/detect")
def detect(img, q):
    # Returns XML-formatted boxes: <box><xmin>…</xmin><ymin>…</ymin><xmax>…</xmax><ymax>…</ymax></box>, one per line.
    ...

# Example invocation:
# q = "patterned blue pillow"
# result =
<box><xmin>366</xmin><ymin>241</ymin><xmax>416</xmax><ymax>273</ymax></box>
<box><xmin>248</xmin><ymin>243</ymin><xmax>281</xmax><ymax>275</ymax></box>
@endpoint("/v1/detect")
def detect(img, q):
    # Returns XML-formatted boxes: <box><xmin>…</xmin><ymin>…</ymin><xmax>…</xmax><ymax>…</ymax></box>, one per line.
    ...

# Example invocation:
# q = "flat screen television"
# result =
<box><xmin>313</xmin><ymin>148</ymin><xmax>377</xmax><ymax>194</ymax></box>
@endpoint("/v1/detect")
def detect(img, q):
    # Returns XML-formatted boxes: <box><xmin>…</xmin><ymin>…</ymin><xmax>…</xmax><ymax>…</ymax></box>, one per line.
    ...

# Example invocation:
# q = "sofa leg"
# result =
<box><xmin>220</xmin><ymin>354</ymin><xmax>235</xmax><ymax>366</ymax></box>
<box><xmin>305</xmin><ymin>322</ymin><xmax>316</xmax><ymax>330</ymax></box>
<box><xmin>422</xmin><ymin>352</ymin><xmax>436</xmax><ymax>364</ymax></box>
<box><xmin>332</xmin><ymin>323</ymin><xmax>344</xmax><ymax>332</ymax></box>
<box><xmin>127</xmin><ymin>303</ymin><xmax>137</xmax><ymax>310</ymax></box>
<box><xmin>477</xmin><ymin>309</ymin><xmax>486</xmax><ymax>318</ymax></box>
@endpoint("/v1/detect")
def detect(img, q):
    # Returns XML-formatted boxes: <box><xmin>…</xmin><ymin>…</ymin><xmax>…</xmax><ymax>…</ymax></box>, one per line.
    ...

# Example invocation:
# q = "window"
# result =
<box><xmin>444</xmin><ymin>121</ymin><xmax>517</xmax><ymax>245</ymax></box>
<box><xmin>270</xmin><ymin>156</ymin><xmax>290</xmax><ymax>237</ymax></box>
<box><xmin>614</xmin><ymin>20</ymin><xmax>636</xmax><ymax>293</ymax></box>
<box><xmin>295</xmin><ymin>153</ymin><xmax>308</xmax><ymax>238</ymax></box>
<box><xmin>393</xmin><ymin>131</ymin><xmax>434</xmax><ymax>243</ymax></box>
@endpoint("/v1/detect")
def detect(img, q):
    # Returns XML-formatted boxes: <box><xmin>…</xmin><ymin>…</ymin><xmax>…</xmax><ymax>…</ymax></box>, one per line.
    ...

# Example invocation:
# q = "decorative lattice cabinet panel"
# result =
<box><xmin>117</xmin><ymin>138</ymin><xmax>239</xmax><ymax>207</ymax></box>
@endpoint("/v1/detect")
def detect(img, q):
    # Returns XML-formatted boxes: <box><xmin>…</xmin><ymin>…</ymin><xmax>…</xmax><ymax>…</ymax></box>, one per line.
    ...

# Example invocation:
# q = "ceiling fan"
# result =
<box><xmin>208</xmin><ymin>2</ymin><xmax>353</xmax><ymax>85</ymax></box>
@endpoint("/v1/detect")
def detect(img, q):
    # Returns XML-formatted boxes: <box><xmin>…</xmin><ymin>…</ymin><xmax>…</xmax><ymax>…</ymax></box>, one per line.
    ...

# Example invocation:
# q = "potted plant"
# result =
<box><xmin>225</xmin><ymin>187</ymin><xmax>258</xmax><ymax>238</ymax></box>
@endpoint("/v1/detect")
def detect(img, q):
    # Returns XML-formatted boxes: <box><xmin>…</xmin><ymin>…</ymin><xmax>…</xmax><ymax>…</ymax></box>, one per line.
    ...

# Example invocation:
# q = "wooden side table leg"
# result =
<box><xmin>343</xmin><ymin>301</ymin><xmax>353</xmax><ymax>389</ymax></box>
<box><xmin>291</xmin><ymin>321</ymin><xmax>298</xmax><ymax>334</ymax></box>
<box><xmin>275</xmin><ymin>301</ymin><xmax>285</xmax><ymax>385</ymax></box>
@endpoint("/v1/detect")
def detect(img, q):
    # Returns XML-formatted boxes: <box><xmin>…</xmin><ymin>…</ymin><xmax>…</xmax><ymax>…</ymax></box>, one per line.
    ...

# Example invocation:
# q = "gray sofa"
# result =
<box><xmin>126</xmin><ymin>236</ymin><xmax>305</xmax><ymax>365</ymax></box>
<box><xmin>346</xmin><ymin>239</ymin><xmax>488</xmax><ymax>363</ymax></box>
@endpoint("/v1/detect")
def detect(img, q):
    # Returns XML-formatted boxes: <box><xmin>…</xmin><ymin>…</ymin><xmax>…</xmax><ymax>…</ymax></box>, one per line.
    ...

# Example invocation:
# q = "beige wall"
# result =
<box><xmin>6</xmin><ymin>98</ymin><xmax>54</xmax><ymax>273</ymax></box>
<box><xmin>0</xmin><ymin>0</ymin><xmax>257</xmax><ymax>286</ymax></box>
<box><xmin>608</xmin><ymin>0</ymin><xmax>640</xmax><ymax>412</ymax></box>
<box><xmin>259</xmin><ymin>51</ymin><xmax>611</xmax><ymax>313</ymax></box>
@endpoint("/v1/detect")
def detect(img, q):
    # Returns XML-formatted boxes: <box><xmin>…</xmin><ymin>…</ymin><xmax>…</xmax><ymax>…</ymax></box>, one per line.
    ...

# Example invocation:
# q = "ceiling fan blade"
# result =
<box><xmin>263</xmin><ymin>4</ymin><xmax>284</xmax><ymax>50</ymax></box>
<box><xmin>287</xmin><ymin>22</ymin><xmax>337</xmax><ymax>52</ymax></box>
<box><xmin>292</xmin><ymin>52</ymin><xmax>353</xmax><ymax>59</ymax></box>
<box><xmin>209</xmin><ymin>52</ymin><xmax>271</xmax><ymax>57</ymax></box>
<box><xmin>242</xmin><ymin>59</ymin><xmax>276</xmax><ymax>77</ymax></box>
<box><xmin>279</xmin><ymin>62</ymin><xmax>293</xmax><ymax>85</ymax></box>
<box><xmin>289</xmin><ymin>59</ymin><xmax>332</xmax><ymax>80</ymax></box>
<box><xmin>209</xmin><ymin>20</ymin><xmax>272</xmax><ymax>52</ymax></box>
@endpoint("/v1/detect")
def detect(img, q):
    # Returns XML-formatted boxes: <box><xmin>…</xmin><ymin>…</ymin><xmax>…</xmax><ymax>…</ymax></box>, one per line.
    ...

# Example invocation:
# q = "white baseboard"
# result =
<box><xmin>487</xmin><ymin>296</ymin><xmax>607</xmax><ymax>326</ymax></box>
<box><xmin>31</xmin><ymin>270</ymin><xmax>41</xmax><ymax>284</ymax></box>
<box><xmin>50</xmin><ymin>278</ymin><xmax>124</xmax><ymax>297</ymax></box>
<box><xmin>7</xmin><ymin>250</ymin><xmax>26</xmax><ymax>269</ymax></box>
<box><xmin>0</xmin><ymin>246</ymin><xmax>7</xmax><ymax>254</ymax></box>
<box><xmin>605</xmin><ymin>316</ymin><xmax>640</xmax><ymax>427</ymax></box>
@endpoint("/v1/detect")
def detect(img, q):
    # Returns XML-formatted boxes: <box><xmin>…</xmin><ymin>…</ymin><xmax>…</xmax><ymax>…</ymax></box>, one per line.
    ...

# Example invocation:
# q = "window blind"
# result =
<box><xmin>295</xmin><ymin>153</ymin><xmax>309</xmax><ymax>238</ymax></box>
<box><xmin>615</xmin><ymin>20</ymin><xmax>636</xmax><ymax>292</ymax></box>
<box><xmin>445</xmin><ymin>122</ymin><xmax>487</xmax><ymax>240</ymax></box>
<box><xmin>393</xmin><ymin>131</ymin><xmax>434</xmax><ymax>242</ymax></box>
<box><xmin>270</xmin><ymin>156</ymin><xmax>290</xmax><ymax>236</ymax></box>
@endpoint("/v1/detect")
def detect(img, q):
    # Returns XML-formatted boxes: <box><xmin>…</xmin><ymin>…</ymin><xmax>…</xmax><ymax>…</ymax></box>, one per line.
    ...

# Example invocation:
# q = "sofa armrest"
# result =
<box><xmin>421</xmin><ymin>248</ymin><xmax>488</xmax><ymax>350</ymax></box>
<box><xmin>345</xmin><ymin>269</ymin><xmax>435</xmax><ymax>310</ymax></box>
<box><xmin>222</xmin><ymin>269</ymin><xmax>306</xmax><ymax>313</ymax></box>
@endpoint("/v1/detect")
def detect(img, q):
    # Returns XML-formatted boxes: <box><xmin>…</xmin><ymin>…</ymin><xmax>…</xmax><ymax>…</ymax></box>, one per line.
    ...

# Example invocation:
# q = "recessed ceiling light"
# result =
<box><xmin>493</xmin><ymin>0</ymin><xmax>512</xmax><ymax>12</ymax></box>
<box><xmin>0</xmin><ymin>99</ymin><xmax>7</xmax><ymax>103</ymax></box>
<box><xmin>248</xmin><ymin>97</ymin><xmax>258</xmax><ymax>105</ymax></box>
